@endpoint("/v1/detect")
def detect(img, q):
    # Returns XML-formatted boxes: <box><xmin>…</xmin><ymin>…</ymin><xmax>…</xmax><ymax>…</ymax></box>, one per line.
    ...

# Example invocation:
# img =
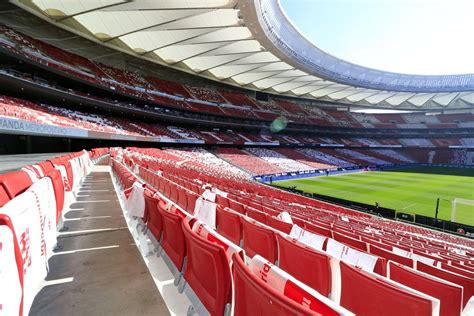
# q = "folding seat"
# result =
<box><xmin>240</xmin><ymin>217</ymin><xmax>277</xmax><ymax>263</ymax></box>
<box><xmin>276</xmin><ymin>234</ymin><xmax>332</xmax><ymax>297</ymax></box>
<box><xmin>290</xmin><ymin>216</ymin><xmax>305</xmax><ymax>227</ymax></box>
<box><xmin>216</xmin><ymin>207</ymin><xmax>242</xmax><ymax>245</ymax></box>
<box><xmin>417</xmin><ymin>261</ymin><xmax>474</xmax><ymax>307</ymax></box>
<box><xmin>216</xmin><ymin>195</ymin><xmax>229</xmax><ymax>209</ymax></box>
<box><xmin>304</xmin><ymin>222</ymin><xmax>332</xmax><ymax>238</ymax></box>
<box><xmin>340</xmin><ymin>261</ymin><xmax>435</xmax><ymax>316</ymax></box>
<box><xmin>157</xmin><ymin>200</ymin><xmax>186</xmax><ymax>271</ymax></box>
<box><xmin>181</xmin><ymin>221</ymin><xmax>232</xmax><ymax>315</ymax></box>
<box><xmin>144</xmin><ymin>190</ymin><xmax>162</xmax><ymax>241</ymax></box>
<box><xmin>369</xmin><ymin>245</ymin><xmax>414</xmax><ymax>267</ymax></box>
<box><xmin>0</xmin><ymin>185</ymin><xmax>10</xmax><ymax>207</ymax></box>
<box><xmin>442</xmin><ymin>263</ymin><xmax>474</xmax><ymax>277</ymax></box>
<box><xmin>362</xmin><ymin>237</ymin><xmax>392</xmax><ymax>250</ymax></box>
<box><xmin>228</xmin><ymin>199</ymin><xmax>245</xmax><ymax>214</ymax></box>
<box><xmin>388</xmin><ymin>261</ymin><xmax>463</xmax><ymax>316</ymax></box>
<box><xmin>185</xmin><ymin>191</ymin><xmax>197</xmax><ymax>214</ymax></box>
<box><xmin>176</xmin><ymin>189</ymin><xmax>187</xmax><ymax>211</ymax></box>
<box><xmin>266</xmin><ymin>216</ymin><xmax>292</xmax><ymax>234</ymax></box>
<box><xmin>169</xmin><ymin>184</ymin><xmax>179</xmax><ymax>203</ymax></box>
<box><xmin>163</xmin><ymin>182</ymin><xmax>171</xmax><ymax>198</ymax></box>
<box><xmin>334</xmin><ymin>232</ymin><xmax>367</xmax><ymax>252</ymax></box>
<box><xmin>246</xmin><ymin>207</ymin><xmax>267</xmax><ymax>225</ymax></box>
<box><xmin>232</xmin><ymin>254</ymin><xmax>317</xmax><ymax>316</ymax></box>
<box><xmin>46</xmin><ymin>169</ymin><xmax>65</xmax><ymax>223</ymax></box>
<box><xmin>0</xmin><ymin>170</ymin><xmax>33</xmax><ymax>199</ymax></box>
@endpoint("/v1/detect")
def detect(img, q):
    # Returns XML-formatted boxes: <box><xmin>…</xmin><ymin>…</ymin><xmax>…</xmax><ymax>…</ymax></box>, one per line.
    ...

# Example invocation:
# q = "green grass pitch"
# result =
<box><xmin>273</xmin><ymin>167</ymin><xmax>474</xmax><ymax>226</ymax></box>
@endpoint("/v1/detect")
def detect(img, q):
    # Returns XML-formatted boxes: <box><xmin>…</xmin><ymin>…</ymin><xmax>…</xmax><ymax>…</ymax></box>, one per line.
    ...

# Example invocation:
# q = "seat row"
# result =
<box><xmin>114</xmin><ymin>157</ymin><xmax>473</xmax><ymax>316</ymax></box>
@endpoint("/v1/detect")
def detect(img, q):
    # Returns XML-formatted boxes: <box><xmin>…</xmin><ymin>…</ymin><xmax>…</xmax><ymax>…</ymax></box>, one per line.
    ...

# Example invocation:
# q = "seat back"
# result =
<box><xmin>246</xmin><ymin>207</ymin><xmax>267</xmax><ymax>224</ymax></box>
<box><xmin>144</xmin><ymin>190</ymin><xmax>162</xmax><ymax>241</ymax></box>
<box><xmin>182</xmin><ymin>221</ymin><xmax>232</xmax><ymax>315</ymax></box>
<box><xmin>216</xmin><ymin>207</ymin><xmax>242</xmax><ymax>245</ymax></box>
<box><xmin>417</xmin><ymin>261</ymin><xmax>473</xmax><ymax>307</ymax></box>
<box><xmin>388</xmin><ymin>261</ymin><xmax>463</xmax><ymax>316</ymax></box>
<box><xmin>241</xmin><ymin>218</ymin><xmax>277</xmax><ymax>263</ymax></box>
<box><xmin>228</xmin><ymin>199</ymin><xmax>245</xmax><ymax>214</ymax></box>
<box><xmin>37</xmin><ymin>161</ymin><xmax>54</xmax><ymax>175</ymax></box>
<box><xmin>232</xmin><ymin>254</ymin><xmax>316</xmax><ymax>316</ymax></box>
<box><xmin>369</xmin><ymin>245</ymin><xmax>414</xmax><ymax>268</ymax></box>
<box><xmin>157</xmin><ymin>200</ymin><xmax>186</xmax><ymax>270</ymax></box>
<box><xmin>0</xmin><ymin>170</ymin><xmax>33</xmax><ymax>199</ymax></box>
<box><xmin>0</xmin><ymin>185</ymin><xmax>10</xmax><ymax>207</ymax></box>
<box><xmin>46</xmin><ymin>169</ymin><xmax>65</xmax><ymax>223</ymax></box>
<box><xmin>266</xmin><ymin>216</ymin><xmax>293</xmax><ymax>234</ymax></box>
<box><xmin>304</xmin><ymin>222</ymin><xmax>332</xmax><ymax>238</ymax></box>
<box><xmin>340</xmin><ymin>261</ymin><xmax>434</xmax><ymax>316</ymax></box>
<box><xmin>185</xmin><ymin>191</ymin><xmax>197</xmax><ymax>214</ymax></box>
<box><xmin>276</xmin><ymin>234</ymin><xmax>332</xmax><ymax>296</ymax></box>
<box><xmin>334</xmin><ymin>232</ymin><xmax>367</xmax><ymax>252</ymax></box>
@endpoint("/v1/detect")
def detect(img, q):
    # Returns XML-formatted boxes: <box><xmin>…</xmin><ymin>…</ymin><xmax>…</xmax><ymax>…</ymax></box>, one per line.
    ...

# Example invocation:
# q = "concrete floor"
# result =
<box><xmin>29</xmin><ymin>165</ymin><xmax>170</xmax><ymax>315</ymax></box>
<box><xmin>0</xmin><ymin>153</ymin><xmax>69</xmax><ymax>173</ymax></box>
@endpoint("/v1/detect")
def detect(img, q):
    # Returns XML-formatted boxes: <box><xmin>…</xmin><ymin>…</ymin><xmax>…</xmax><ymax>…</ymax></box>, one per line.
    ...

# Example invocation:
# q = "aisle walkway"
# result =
<box><xmin>30</xmin><ymin>164</ymin><xmax>170</xmax><ymax>315</ymax></box>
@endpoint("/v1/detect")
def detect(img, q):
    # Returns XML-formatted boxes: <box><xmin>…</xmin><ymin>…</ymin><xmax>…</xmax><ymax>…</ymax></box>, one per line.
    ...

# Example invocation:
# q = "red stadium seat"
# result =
<box><xmin>245</xmin><ymin>207</ymin><xmax>267</xmax><ymax>224</ymax></box>
<box><xmin>157</xmin><ymin>200</ymin><xmax>186</xmax><ymax>271</ymax></box>
<box><xmin>266</xmin><ymin>216</ymin><xmax>293</xmax><ymax>234</ymax></box>
<box><xmin>0</xmin><ymin>185</ymin><xmax>10</xmax><ymax>207</ymax></box>
<box><xmin>185</xmin><ymin>191</ymin><xmax>197</xmax><ymax>214</ymax></box>
<box><xmin>388</xmin><ymin>261</ymin><xmax>463</xmax><ymax>316</ymax></box>
<box><xmin>417</xmin><ymin>261</ymin><xmax>474</xmax><ymax>307</ymax></box>
<box><xmin>216</xmin><ymin>195</ymin><xmax>229</xmax><ymax>209</ymax></box>
<box><xmin>232</xmin><ymin>254</ymin><xmax>317</xmax><ymax>316</ymax></box>
<box><xmin>181</xmin><ymin>221</ymin><xmax>232</xmax><ymax>315</ymax></box>
<box><xmin>228</xmin><ymin>199</ymin><xmax>245</xmax><ymax>214</ymax></box>
<box><xmin>0</xmin><ymin>170</ymin><xmax>33</xmax><ymax>199</ymax></box>
<box><xmin>440</xmin><ymin>262</ymin><xmax>474</xmax><ymax>279</ymax></box>
<box><xmin>276</xmin><ymin>234</ymin><xmax>332</xmax><ymax>297</ymax></box>
<box><xmin>144</xmin><ymin>190</ymin><xmax>162</xmax><ymax>241</ymax></box>
<box><xmin>369</xmin><ymin>245</ymin><xmax>414</xmax><ymax>268</ymax></box>
<box><xmin>37</xmin><ymin>161</ymin><xmax>54</xmax><ymax>175</ymax></box>
<box><xmin>333</xmin><ymin>232</ymin><xmax>367</xmax><ymax>252</ymax></box>
<box><xmin>216</xmin><ymin>207</ymin><xmax>242</xmax><ymax>245</ymax></box>
<box><xmin>46</xmin><ymin>169</ymin><xmax>65</xmax><ymax>223</ymax></box>
<box><xmin>304</xmin><ymin>222</ymin><xmax>332</xmax><ymax>238</ymax></box>
<box><xmin>340</xmin><ymin>261</ymin><xmax>434</xmax><ymax>316</ymax></box>
<box><xmin>240</xmin><ymin>217</ymin><xmax>277</xmax><ymax>263</ymax></box>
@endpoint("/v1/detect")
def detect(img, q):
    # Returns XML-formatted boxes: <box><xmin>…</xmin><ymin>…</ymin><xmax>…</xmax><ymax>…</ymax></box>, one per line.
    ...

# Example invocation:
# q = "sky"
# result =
<box><xmin>280</xmin><ymin>0</ymin><xmax>474</xmax><ymax>75</ymax></box>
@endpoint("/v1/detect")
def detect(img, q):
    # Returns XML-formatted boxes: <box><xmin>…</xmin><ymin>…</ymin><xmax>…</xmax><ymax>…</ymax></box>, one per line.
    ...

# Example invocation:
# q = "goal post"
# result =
<box><xmin>451</xmin><ymin>198</ymin><xmax>474</xmax><ymax>223</ymax></box>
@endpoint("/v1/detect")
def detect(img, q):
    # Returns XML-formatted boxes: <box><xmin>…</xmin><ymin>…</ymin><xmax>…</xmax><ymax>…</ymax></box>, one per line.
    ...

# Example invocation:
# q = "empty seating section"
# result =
<box><xmin>111</xmin><ymin>146</ymin><xmax>473</xmax><ymax>315</ymax></box>
<box><xmin>215</xmin><ymin>148</ymin><xmax>286</xmax><ymax>175</ymax></box>
<box><xmin>245</xmin><ymin>148</ymin><xmax>315</xmax><ymax>172</ymax></box>
<box><xmin>2</xmin><ymin>25</ymin><xmax>474</xmax><ymax>130</ymax></box>
<box><xmin>0</xmin><ymin>150</ymin><xmax>97</xmax><ymax>315</ymax></box>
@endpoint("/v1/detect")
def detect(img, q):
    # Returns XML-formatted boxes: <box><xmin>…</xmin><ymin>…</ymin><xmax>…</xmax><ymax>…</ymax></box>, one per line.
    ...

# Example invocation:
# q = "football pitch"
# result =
<box><xmin>274</xmin><ymin>167</ymin><xmax>474</xmax><ymax>226</ymax></box>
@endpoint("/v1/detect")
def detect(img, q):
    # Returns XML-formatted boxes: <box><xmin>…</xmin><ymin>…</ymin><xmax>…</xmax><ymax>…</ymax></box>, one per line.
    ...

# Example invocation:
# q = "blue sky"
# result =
<box><xmin>280</xmin><ymin>0</ymin><xmax>474</xmax><ymax>75</ymax></box>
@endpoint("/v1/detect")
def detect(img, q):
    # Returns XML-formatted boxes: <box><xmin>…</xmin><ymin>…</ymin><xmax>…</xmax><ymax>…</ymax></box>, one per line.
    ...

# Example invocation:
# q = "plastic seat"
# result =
<box><xmin>266</xmin><ymin>216</ymin><xmax>292</xmax><ymax>234</ymax></box>
<box><xmin>157</xmin><ymin>200</ymin><xmax>186</xmax><ymax>271</ymax></box>
<box><xmin>417</xmin><ymin>261</ymin><xmax>474</xmax><ymax>307</ymax></box>
<box><xmin>276</xmin><ymin>234</ymin><xmax>332</xmax><ymax>297</ymax></box>
<box><xmin>388</xmin><ymin>261</ymin><xmax>463</xmax><ymax>316</ymax></box>
<box><xmin>182</xmin><ymin>221</ymin><xmax>232</xmax><ymax>315</ymax></box>
<box><xmin>0</xmin><ymin>170</ymin><xmax>33</xmax><ymax>199</ymax></box>
<box><xmin>304</xmin><ymin>222</ymin><xmax>332</xmax><ymax>238</ymax></box>
<box><xmin>232</xmin><ymin>253</ymin><xmax>317</xmax><ymax>316</ymax></box>
<box><xmin>241</xmin><ymin>217</ymin><xmax>277</xmax><ymax>263</ymax></box>
<box><xmin>185</xmin><ymin>192</ymin><xmax>197</xmax><ymax>214</ymax></box>
<box><xmin>334</xmin><ymin>232</ymin><xmax>367</xmax><ymax>252</ymax></box>
<box><xmin>245</xmin><ymin>208</ymin><xmax>267</xmax><ymax>225</ymax></box>
<box><xmin>216</xmin><ymin>207</ymin><xmax>242</xmax><ymax>245</ymax></box>
<box><xmin>46</xmin><ymin>169</ymin><xmax>65</xmax><ymax>223</ymax></box>
<box><xmin>340</xmin><ymin>261</ymin><xmax>434</xmax><ymax>316</ymax></box>
<box><xmin>37</xmin><ymin>161</ymin><xmax>54</xmax><ymax>175</ymax></box>
<box><xmin>369</xmin><ymin>245</ymin><xmax>414</xmax><ymax>268</ymax></box>
<box><xmin>144</xmin><ymin>190</ymin><xmax>162</xmax><ymax>241</ymax></box>
<box><xmin>0</xmin><ymin>185</ymin><xmax>10</xmax><ymax>207</ymax></box>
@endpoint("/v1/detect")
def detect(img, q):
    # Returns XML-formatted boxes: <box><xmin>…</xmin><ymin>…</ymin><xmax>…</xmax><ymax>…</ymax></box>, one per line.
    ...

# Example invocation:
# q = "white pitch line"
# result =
<box><xmin>402</xmin><ymin>203</ymin><xmax>417</xmax><ymax>210</ymax></box>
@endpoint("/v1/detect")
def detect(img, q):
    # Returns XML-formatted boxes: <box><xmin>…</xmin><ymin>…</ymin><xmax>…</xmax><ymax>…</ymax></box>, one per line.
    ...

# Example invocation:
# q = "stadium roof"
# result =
<box><xmin>10</xmin><ymin>0</ymin><xmax>474</xmax><ymax>110</ymax></box>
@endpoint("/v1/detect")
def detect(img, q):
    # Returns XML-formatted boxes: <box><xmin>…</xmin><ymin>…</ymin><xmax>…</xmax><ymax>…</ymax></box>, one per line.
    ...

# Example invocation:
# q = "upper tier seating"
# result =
<box><xmin>245</xmin><ymin>148</ymin><xmax>315</xmax><ymax>172</ymax></box>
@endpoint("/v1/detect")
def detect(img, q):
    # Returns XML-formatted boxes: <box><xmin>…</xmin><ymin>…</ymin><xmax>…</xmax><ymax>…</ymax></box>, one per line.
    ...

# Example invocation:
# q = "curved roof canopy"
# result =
<box><xmin>11</xmin><ymin>0</ymin><xmax>474</xmax><ymax>110</ymax></box>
